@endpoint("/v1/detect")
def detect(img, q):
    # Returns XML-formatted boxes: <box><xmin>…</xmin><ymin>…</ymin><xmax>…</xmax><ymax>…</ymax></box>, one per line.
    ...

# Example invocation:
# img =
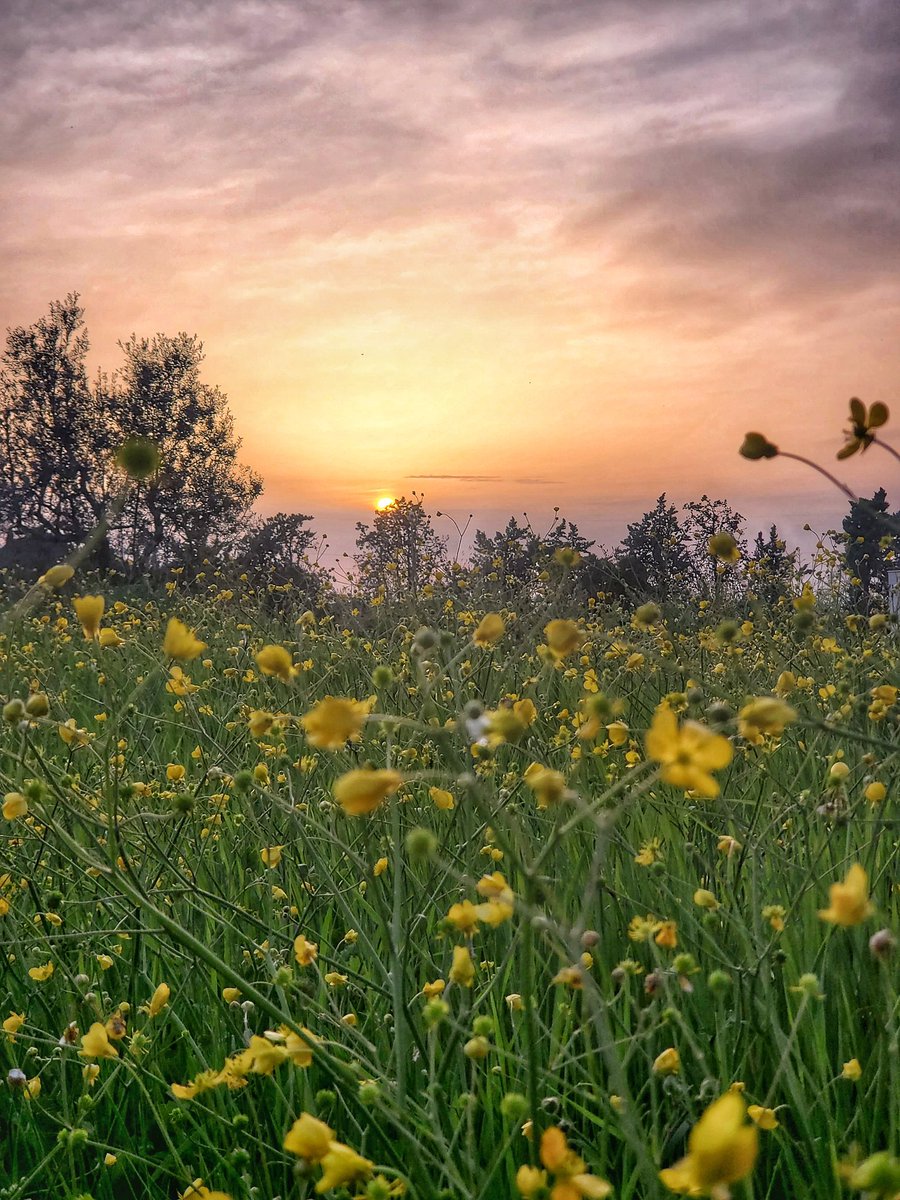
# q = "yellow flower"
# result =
<box><xmin>315</xmin><ymin>1142</ymin><xmax>373</xmax><ymax>1193</ymax></box>
<box><xmin>708</xmin><ymin>532</ymin><xmax>740</xmax><ymax>563</ymax></box>
<box><xmin>774</xmin><ymin>671</ymin><xmax>796</xmax><ymax>697</ymax></box>
<box><xmin>737</xmin><ymin>697</ymin><xmax>796</xmax><ymax>742</ymax></box>
<box><xmin>222</xmin><ymin>987</ymin><xmax>241</xmax><ymax>1003</ymax></box>
<box><xmin>180</xmin><ymin>1182</ymin><xmax>233</xmax><ymax>1200</ymax></box>
<box><xmin>147</xmin><ymin>983</ymin><xmax>171</xmax><ymax>1017</ymax></box>
<box><xmin>524</xmin><ymin>764</ymin><xmax>569</xmax><ymax>809</ymax></box>
<box><xmin>865</xmin><ymin>781</ymin><xmax>886</xmax><ymax>805</ymax></box>
<box><xmin>655</xmin><ymin>920</ymin><xmax>678</xmax><ymax>949</ymax></box>
<box><xmin>429</xmin><ymin>786</ymin><xmax>455</xmax><ymax>810</ymax></box>
<box><xmin>423</xmin><ymin>979</ymin><xmax>445</xmax><ymax>999</ymax></box>
<box><xmin>659</xmin><ymin>1092</ymin><xmax>758</xmax><ymax>1195</ymax></box>
<box><xmin>837</xmin><ymin>396</ymin><xmax>889</xmax><ymax>459</ymax></box>
<box><xmin>333</xmin><ymin>768</ymin><xmax>402</xmax><ymax>816</ymax></box>
<box><xmin>166</xmin><ymin>763</ymin><xmax>186</xmax><ymax>782</ymax></box>
<box><xmin>3</xmin><ymin>1012</ymin><xmax>25</xmax><ymax>1040</ymax></box>
<box><xmin>516</xmin><ymin>1165</ymin><xmax>549</xmax><ymax>1197</ymax></box>
<box><xmin>301</xmin><ymin>696</ymin><xmax>372</xmax><ymax>749</ymax></box>
<box><xmin>80</xmin><ymin>1022</ymin><xmax>118</xmax><ymax>1060</ymax></box>
<box><xmin>841</xmin><ymin>1058</ymin><xmax>862</xmax><ymax>1081</ymax></box>
<box><xmin>256</xmin><ymin>644</ymin><xmax>296</xmax><ymax>683</ymax></box>
<box><xmin>447</xmin><ymin>900</ymin><xmax>481</xmax><ymax>935</ymax></box>
<box><xmin>294</xmin><ymin>934</ymin><xmax>319</xmax><ymax>966</ymax></box>
<box><xmin>261</xmin><ymin>845</ymin><xmax>284</xmax><ymax>869</ymax></box>
<box><xmin>544</xmin><ymin>619</ymin><xmax>584</xmax><ymax>660</ymax></box>
<box><xmin>373</xmin><ymin>856</ymin><xmax>389</xmax><ymax>877</ymax></box>
<box><xmin>747</xmin><ymin>1105</ymin><xmax>779</xmax><ymax>1130</ymax></box>
<box><xmin>3</xmin><ymin>792</ymin><xmax>27</xmax><ymax>821</ymax></box>
<box><xmin>450</xmin><ymin>944</ymin><xmax>475</xmax><ymax>987</ymax></box>
<box><xmin>693</xmin><ymin>889</ymin><xmax>719</xmax><ymax>911</ymax></box>
<box><xmin>73</xmin><ymin>595</ymin><xmax>105</xmax><ymax>640</ymax></box>
<box><xmin>98</xmin><ymin>627</ymin><xmax>124</xmax><ymax>648</ymax></box>
<box><xmin>473</xmin><ymin>612</ymin><xmax>505</xmax><ymax>647</ymax></box>
<box><xmin>514</xmin><ymin>697</ymin><xmax>538</xmax><ymax>726</ymax></box>
<box><xmin>248</xmin><ymin>710</ymin><xmax>275</xmax><ymax>738</ymax></box>
<box><xmin>653</xmin><ymin>1047</ymin><xmax>681</xmax><ymax>1075</ymax></box>
<box><xmin>244</xmin><ymin>1034</ymin><xmax>288</xmax><ymax>1075</ymax></box>
<box><xmin>818</xmin><ymin>864</ymin><xmax>875</xmax><ymax>927</ymax></box>
<box><xmin>717</xmin><ymin>835</ymin><xmax>742</xmax><ymax>857</ymax></box>
<box><xmin>28</xmin><ymin>961</ymin><xmax>54</xmax><ymax>982</ymax></box>
<box><xmin>645</xmin><ymin>705</ymin><xmax>732</xmax><ymax>798</ymax></box>
<box><xmin>283</xmin><ymin>1112</ymin><xmax>334</xmax><ymax>1160</ymax></box>
<box><xmin>163</xmin><ymin>618</ymin><xmax>206</xmax><ymax>660</ymax></box>
<box><xmin>38</xmin><ymin>564</ymin><xmax>75</xmax><ymax>589</ymax></box>
<box><xmin>539</xmin><ymin>1126</ymin><xmax>612</xmax><ymax>1198</ymax></box>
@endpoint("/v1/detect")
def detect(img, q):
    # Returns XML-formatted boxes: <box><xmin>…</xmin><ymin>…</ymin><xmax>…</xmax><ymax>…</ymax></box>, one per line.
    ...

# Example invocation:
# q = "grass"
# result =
<box><xmin>0</xmin><ymin>575</ymin><xmax>897</xmax><ymax>1200</ymax></box>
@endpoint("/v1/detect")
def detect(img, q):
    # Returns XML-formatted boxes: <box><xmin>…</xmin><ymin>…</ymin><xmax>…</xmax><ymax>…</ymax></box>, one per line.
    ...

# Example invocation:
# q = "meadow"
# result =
<box><xmin>0</xmin><ymin>562</ymin><xmax>897</xmax><ymax>1200</ymax></box>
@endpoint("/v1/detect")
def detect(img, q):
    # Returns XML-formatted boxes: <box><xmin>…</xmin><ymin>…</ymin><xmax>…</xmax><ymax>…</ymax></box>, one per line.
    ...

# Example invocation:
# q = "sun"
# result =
<box><xmin>375</xmin><ymin>496</ymin><xmax>395</xmax><ymax>511</ymax></box>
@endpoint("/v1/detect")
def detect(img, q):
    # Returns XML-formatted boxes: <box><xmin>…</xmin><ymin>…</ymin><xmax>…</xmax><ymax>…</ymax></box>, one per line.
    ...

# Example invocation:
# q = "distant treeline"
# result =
<box><xmin>2</xmin><ymin>296</ymin><xmax>897</xmax><ymax>612</ymax></box>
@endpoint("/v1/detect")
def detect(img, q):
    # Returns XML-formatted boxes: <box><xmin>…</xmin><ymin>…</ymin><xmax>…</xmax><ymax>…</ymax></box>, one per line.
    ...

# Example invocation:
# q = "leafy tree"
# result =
<box><xmin>617</xmin><ymin>495</ymin><xmax>691</xmax><ymax>601</ymax></box>
<box><xmin>0</xmin><ymin>295</ymin><xmax>119</xmax><ymax>558</ymax></box>
<box><xmin>0</xmin><ymin>296</ymin><xmax>262</xmax><ymax>571</ymax></box>
<box><xmin>842</xmin><ymin>489</ymin><xmax>900</xmax><ymax>611</ymax></box>
<box><xmin>104</xmin><ymin>331</ymin><xmax>262</xmax><ymax>568</ymax></box>
<box><xmin>749</xmin><ymin>525</ymin><xmax>797</xmax><ymax>607</ymax></box>
<box><xmin>681</xmin><ymin>495</ymin><xmax>746</xmax><ymax>599</ymax></box>
<box><xmin>354</xmin><ymin>495</ymin><xmax>448</xmax><ymax>599</ymax></box>
<box><xmin>470</xmin><ymin>511</ymin><xmax>597</xmax><ymax>597</ymax></box>
<box><xmin>238</xmin><ymin>511</ymin><xmax>327</xmax><ymax>595</ymax></box>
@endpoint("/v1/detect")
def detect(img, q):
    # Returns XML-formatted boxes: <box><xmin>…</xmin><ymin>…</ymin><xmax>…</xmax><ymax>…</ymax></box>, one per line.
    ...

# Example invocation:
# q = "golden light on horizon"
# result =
<box><xmin>376</xmin><ymin>496</ymin><xmax>396</xmax><ymax>511</ymax></box>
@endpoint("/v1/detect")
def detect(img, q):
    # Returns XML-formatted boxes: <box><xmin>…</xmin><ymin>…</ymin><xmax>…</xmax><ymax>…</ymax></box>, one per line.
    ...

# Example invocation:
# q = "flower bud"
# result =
<box><xmin>739</xmin><ymin>432</ymin><xmax>778</xmax><ymax>460</ymax></box>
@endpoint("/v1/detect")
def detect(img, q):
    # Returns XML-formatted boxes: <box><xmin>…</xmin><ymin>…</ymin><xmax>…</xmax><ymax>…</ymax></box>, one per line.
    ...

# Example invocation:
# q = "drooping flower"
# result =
<box><xmin>73</xmin><ymin>595</ymin><xmax>105</xmax><ymax>640</ymax></box>
<box><xmin>450</xmin><ymin>944</ymin><xmax>475</xmax><ymax>987</ymax></box>
<box><xmin>645</xmin><ymin>705</ymin><xmax>732</xmax><ymax>798</ymax></box>
<box><xmin>147</xmin><ymin>983</ymin><xmax>171</xmax><ymax>1017</ymax></box>
<box><xmin>818</xmin><ymin>864</ymin><xmax>875</xmax><ymax>927</ymax></box>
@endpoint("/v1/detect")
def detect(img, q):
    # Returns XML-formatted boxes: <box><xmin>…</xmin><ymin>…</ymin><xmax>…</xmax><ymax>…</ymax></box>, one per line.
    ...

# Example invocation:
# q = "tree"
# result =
<box><xmin>0</xmin><ymin>296</ymin><xmax>262</xmax><ymax>571</ymax></box>
<box><xmin>681</xmin><ymin>495</ymin><xmax>746</xmax><ymax>599</ymax></box>
<box><xmin>842</xmin><ymin>489</ymin><xmax>900</xmax><ymax>611</ymax></box>
<box><xmin>748</xmin><ymin>525</ymin><xmax>797</xmax><ymax>607</ymax></box>
<box><xmin>470</xmin><ymin>511</ymin><xmax>597</xmax><ymax>597</ymax></box>
<box><xmin>0</xmin><ymin>295</ymin><xmax>120</xmax><ymax>558</ymax></box>
<box><xmin>238</xmin><ymin>512</ymin><xmax>327</xmax><ymax>594</ymax></box>
<box><xmin>354</xmin><ymin>495</ymin><xmax>448</xmax><ymax>599</ymax></box>
<box><xmin>103</xmin><ymin>332</ymin><xmax>262</xmax><ymax>568</ymax></box>
<box><xmin>617</xmin><ymin>495</ymin><xmax>692</xmax><ymax>601</ymax></box>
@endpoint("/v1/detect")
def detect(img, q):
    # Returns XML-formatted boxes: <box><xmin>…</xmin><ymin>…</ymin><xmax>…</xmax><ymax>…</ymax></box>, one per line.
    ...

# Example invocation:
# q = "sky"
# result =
<box><xmin>2</xmin><ymin>0</ymin><xmax>899</xmax><ymax>564</ymax></box>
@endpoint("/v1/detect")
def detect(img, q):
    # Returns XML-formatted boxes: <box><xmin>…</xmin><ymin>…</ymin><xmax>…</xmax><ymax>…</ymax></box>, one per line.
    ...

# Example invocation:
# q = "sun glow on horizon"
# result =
<box><xmin>375</xmin><ymin>496</ymin><xmax>396</xmax><ymax>511</ymax></box>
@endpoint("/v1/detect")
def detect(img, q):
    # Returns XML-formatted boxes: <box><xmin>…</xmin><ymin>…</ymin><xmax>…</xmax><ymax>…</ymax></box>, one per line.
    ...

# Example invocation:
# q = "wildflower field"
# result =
<box><xmin>0</xmin><ymin>569</ymin><xmax>897</xmax><ymax>1200</ymax></box>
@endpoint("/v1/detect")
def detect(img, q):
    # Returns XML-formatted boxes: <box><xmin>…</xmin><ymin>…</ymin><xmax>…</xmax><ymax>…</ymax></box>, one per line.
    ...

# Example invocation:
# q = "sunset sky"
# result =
<box><xmin>2</xmin><ymin>0</ymin><xmax>899</xmax><ymax>563</ymax></box>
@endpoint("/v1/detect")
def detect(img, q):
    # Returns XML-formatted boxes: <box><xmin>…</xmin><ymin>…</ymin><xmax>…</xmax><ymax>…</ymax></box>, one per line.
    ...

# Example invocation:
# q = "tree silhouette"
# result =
<box><xmin>618</xmin><ymin>494</ymin><xmax>692</xmax><ymax>601</ymax></box>
<box><xmin>0</xmin><ymin>296</ymin><xmax>262</xmax><ymax>570</ymax></box>
<box><xmin>843</xmin><ymin>489</ymin><xmax>900</xmax><ymax>611</ymax></box>
<box><xmin>354</xmin><ymin>495</ymin><xmax>448</xmax><ymax>599</ymax></box>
